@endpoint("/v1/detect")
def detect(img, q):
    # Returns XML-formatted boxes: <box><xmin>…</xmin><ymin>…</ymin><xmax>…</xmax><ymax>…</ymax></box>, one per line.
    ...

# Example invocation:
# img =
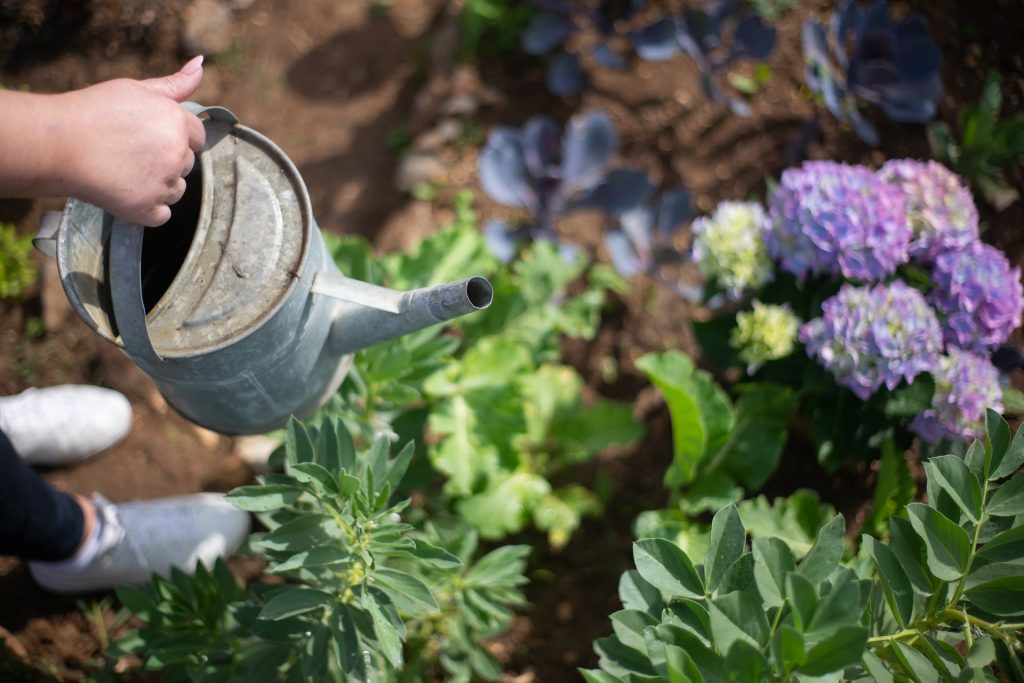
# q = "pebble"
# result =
<box><xmin>182</xmin><ymin>0</ymin><xmax>235</xmax><ymax>57</ymax></box>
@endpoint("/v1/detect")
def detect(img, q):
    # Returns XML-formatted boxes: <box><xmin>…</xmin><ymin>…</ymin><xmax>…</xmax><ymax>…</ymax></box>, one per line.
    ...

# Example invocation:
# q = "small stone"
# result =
<box><xmin>182</xmin><ymin>0</ymin><xmax>234</xmax><ymax>57</ymax></box>
<box><xmin>396</xmin><ymin>152</ymin><xmax>446</xmax><ymax>192</ymax></box>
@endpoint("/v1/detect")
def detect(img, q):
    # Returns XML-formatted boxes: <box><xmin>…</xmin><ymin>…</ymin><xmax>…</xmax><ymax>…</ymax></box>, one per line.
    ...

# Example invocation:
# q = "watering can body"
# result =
<box><xmin>37</xmin><ymin>105</ymin><xmax>491</xmax><ymax>435</ymax></box>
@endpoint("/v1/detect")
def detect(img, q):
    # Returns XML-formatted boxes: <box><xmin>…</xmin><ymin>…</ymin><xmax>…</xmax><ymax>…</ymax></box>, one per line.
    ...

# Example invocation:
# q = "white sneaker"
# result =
<box><xmin>28</xmin><ymin>493</ymin><xmax>250</xmax><ymax>594</ymax></box>
<box><xmin>0</xmin><ymin>385</ymin><xmax>133</xmax><ymax>465</ymax></box>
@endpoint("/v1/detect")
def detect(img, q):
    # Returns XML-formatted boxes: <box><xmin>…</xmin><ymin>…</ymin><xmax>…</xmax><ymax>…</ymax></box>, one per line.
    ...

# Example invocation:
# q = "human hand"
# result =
<box><xmin>56</xmin><ymin>56</ymin><xmax>207</xmax><ymax>227</ymax></box>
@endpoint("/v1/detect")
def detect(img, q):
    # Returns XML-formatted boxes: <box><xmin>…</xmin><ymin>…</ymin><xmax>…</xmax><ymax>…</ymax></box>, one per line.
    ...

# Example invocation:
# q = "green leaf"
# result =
<box><xmin>771</xmin><ymin>625</ymin><xmax>806</xmax><ymax>677</ymax></box>
<box><xmin>752</xmin><ymin>537</ymin><xmax>796</xmax><ymax>608</ymax></box>
<box><xmin>366</xmin><ymin>593</ymin><xmax>404</xmax><ymax>667</ymax></box>
<box><xmin>301</xmin><ymin>624</ymin><xmax>328</xmax><ymax>677</ymax></box>
<box><xmin>704</xmin><ymin>505</ymin><xmax>745</xmax><ymax>594</ymax></box>
<box><xmin>864</xmin><ymin>441</ymin><xmax>915</xmax><ymax>535</ymax></box>
<box><xmin>977</xmin><ymin>523</ymin><xmax>1024</xmax><ymax>563</ymax></box>
<box><xmin>966</xmin><ymin>636</ymin><xmax>996</xmax><ymax>669</ymax></box>
<box><xmin>885</xmin><ymin>376</ymin><xmax>935</xmax><ymax>417</ymax></box>
<box><xmin>805</xmin><ymin>569</ymin><xmax>863</xmax><ymax>640</ymax></box>
<box><xmin>580</xmin><ymin>670</ymin><xmax>622</xmax><ymax>683</ymax></box>
<box><xmin>1001</xmin><ymin>387</ymin><xmax>1024</xmax><ymax>415</ymax></box>
<box><xmin>405</xmin><ymin>540</ymin><xmax>461</xmax><ymax>569</ymax></box>
<box><xmin>891</xmin><ymin>641</ymin><xmax>940</xmax><ymax>683</ymax></box>
<box><xmin>925</xmin><ymin>455</ymin><xmax>984</xmax><ymax>522</ymax></box>
<box><xmin>861</xmin><ymin>651</ymin><xmax>894</xmax><ymax>683</ymax></box>
<box><xmin>256</xmin><ymin>514</ymin><xmax>337</xmax><ymax>552</ymax></box>
<box><xmin>633</xmin><ymin>538</ymin><xmax>705</xmax><ymax>599</ymax></box>
<box><xmin>709</xmin><ymin>383</ymin><xmax>796</xmax><ymax>489</ymax></box>
<box><xmin>464</xmin><ymin>544</ymin><xmax>531</xmax><ymax>587</ymax></box>
<box><xmin>287</xmin><ymin>462</ymin><xmax>339</xmax><ymax>493</ymax></box>
<box><xmin>906</xmin><ymin>503</ymin><xmax>971</xmax><ymax>581</ymax></box>
<box><xmin>988</xmin><ymin>471</ymin><xmax>1024</xmax><ymax>516</ymax></box>
<box><xmin>594</xmin><ymin>635</ymin><xmax>656</xmax><ymax>677</ymax></box>
<box><xmin>227</xmin><ymin>484</ymin><xmax>304</xmax><ymax>512</ymax></box>
<box><xmin>965</xmin><ymin>576</ymin><xmax>1024</xmax><ymax>617</ymax></box>
<box><xmin>798</xmin><ymin>515</ymin><xmax>845</xmax><ymax>584</ymax></box>
<box><xmin>456</xmin><ymin>472</ymin><xmax>550</xmax><ymax>538</ymax></box>
<box><xmin>718</xmin><ymin>552</ymin><xmax>756</xmax><ymax>595</ymax></box>
<box><xmin>862</xmin><ymin>535</ymin><xmax>913</xmax><ymax>628</ymax></box>
<box><xmin>888</xmin><ymin>517</ymin><xmax>937</xmax><ymax>595</ymax></box>
<box><xmin>259</xmin><ymin>587</ymin><xmax>332</xmax><ymax>620</ymax></box>
<box><xmin>724</xmin><ymin>640</ymin><xmax>768</xmax><ymax>682</ymax></box>
<box><xmin>663</xmin><ymin>599</ymin><xmax>712</xmax><ymax>641</ymax></box>
<box><xmin>285</xmin><ymin>417</ymin><xmax>316</xmax><ymax>465</ymax></box>
<box><xmin>610</xmin><ymin>609</ymin><xmax>659</xmax><ymax>652</ymax></box>
<box><xmin>315</xmin><ymin>416</ymin><xmax>341</xmax><ymax>472</ymax></box>
<box><xmin>993</xmin><ymin>419</ymin><xmax>1024</xmax><ymax>480</ymax></box>
<box><xmin>739</xmin><ymin>490</ymin><xmax>836</xmax><ymax>558</ymax></box>
<box><xmin>986</xmin><ymin>409</ymin><xmax>1012</xmax><ymax>477</ymax></box>
<box><xmin>619</xmin><ymin>569</ymin><xmax>662</xmax><ymax>616</ymax></box>
<box><xmin>786</xmin><ymin>572</ymin><xmax>818</xmax><ymax>632</ymax></box>
<box><xmin>371</xmin><ymin>567</ymin><xmax>438</xmax><ymax>613</ymax></box>
<box><xmin>798</xmin><ymin>626</ymin><xmax>868</xmax><ymax>676</ymax></box>
<box><xmin>709</xmin><ymin>591</ymin><xmax>769</xmax><ymax>652</ymax></box>
<box><xmin>115</xmin><ymin>585</ymin><xmax>155</xmax><ymax>621</ymax></box>
<box><xmin>664</xmin><ymin>643</ymin><xmax>704</xmax><ymax>683</ymax></box>
<box><xmin>330</xmin><ymin>604</ymin><xmax>360</xmax><ymax>674</ymax></box>
<box><xmin>268</xmin><ymin>545</ymin><xmax>351</xmax><ymax>574</ymax></box>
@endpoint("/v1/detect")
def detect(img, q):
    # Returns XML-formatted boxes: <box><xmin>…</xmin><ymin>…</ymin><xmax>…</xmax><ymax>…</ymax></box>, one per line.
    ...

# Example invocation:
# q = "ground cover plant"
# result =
<box><xmin>584</xmin><ymin>411</ymin><xmax>1024</xmax><ymax>682</ymax></box>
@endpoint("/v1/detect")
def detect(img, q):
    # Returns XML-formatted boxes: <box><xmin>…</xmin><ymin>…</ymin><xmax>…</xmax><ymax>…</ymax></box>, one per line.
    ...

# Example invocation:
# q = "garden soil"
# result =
<box><xmin>0</xmin><ymin>0</ymin><xmax>1021</xmax><ymax>680</ymax></box>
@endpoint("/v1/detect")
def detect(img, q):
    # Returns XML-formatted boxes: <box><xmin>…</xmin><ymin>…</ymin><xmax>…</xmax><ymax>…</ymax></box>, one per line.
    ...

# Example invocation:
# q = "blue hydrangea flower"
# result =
<box><xmin>801</xmin><ymin>281</ymin><xmax>943</xmax><ymax>400</ymax></box>
<box><xmin>692</xmin><ymin>201</ymin><xmax>773</xmax><ymax>299</ymax></box>
<box><xmin>877</xmin><ymin>159</ymin><xmax>978</xmax><ymax>263</ymax></box>
<box><xmin>929</xmin><ymin>242</ymin><xmax>1024</xmax><ymax>352</ymax></box>
<box><xmin>767</xmin><ymin>161</ymin><xmax>910</xmax><ymax>281</ymax></box>
<box><xmin>909</xmin><ymin>348</ymin><xmax>1002</xmax><ymax>443</ymax></box>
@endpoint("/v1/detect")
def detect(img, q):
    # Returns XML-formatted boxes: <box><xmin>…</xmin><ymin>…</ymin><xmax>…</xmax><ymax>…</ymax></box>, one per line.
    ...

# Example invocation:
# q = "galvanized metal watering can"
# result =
<box><xmin>35</xmin><ymin>104</ymin><xmax>492</xmax><ymax>435</ymax></box>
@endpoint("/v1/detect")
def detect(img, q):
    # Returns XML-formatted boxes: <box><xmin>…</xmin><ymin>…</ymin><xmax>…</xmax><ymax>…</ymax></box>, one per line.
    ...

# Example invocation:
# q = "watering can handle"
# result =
<box><xmin>181</xmin><ymin>102</ymin><xmax>239</xmax><ymax>125</ymax></box>
<box><xmin>108</xmin><ymin>218</ymin><xmax>163</xmax><ymax>364</ymax></box>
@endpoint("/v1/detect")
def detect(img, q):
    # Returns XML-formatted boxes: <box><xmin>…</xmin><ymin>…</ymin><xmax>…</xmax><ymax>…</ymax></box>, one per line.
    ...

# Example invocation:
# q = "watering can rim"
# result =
<box><xmin>55</xmin><ymin>110</ymin><xmax>317</xmax><ymax>359</ymax></box>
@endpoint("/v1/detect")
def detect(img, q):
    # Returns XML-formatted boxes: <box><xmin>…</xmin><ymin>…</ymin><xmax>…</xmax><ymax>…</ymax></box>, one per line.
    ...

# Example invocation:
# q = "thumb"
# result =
<box><xmin>141</xmin><ymin>55</ymin><xmax>204</xmax><ymax>102</ymax></box>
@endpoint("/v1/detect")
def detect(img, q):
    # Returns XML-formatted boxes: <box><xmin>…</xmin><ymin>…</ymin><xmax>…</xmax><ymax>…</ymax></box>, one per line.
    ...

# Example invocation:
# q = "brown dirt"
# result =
<box><xmin>0</xmin><ymin>0</ymin><xmax>1021</xmax><ymax>680</ymax></box>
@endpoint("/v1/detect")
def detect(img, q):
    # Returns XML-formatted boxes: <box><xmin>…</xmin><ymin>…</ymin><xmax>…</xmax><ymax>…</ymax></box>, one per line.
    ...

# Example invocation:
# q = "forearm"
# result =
<box><xmin>0</xmin><ymin>90</ymin><xmax>73</xmax><ymax>199</ymax></box>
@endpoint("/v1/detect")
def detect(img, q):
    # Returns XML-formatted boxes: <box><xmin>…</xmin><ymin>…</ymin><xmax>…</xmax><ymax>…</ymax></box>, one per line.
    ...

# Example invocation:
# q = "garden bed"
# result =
<box><xmin>1</xmin><ymin>0</ymin><xmax>1022</xmax><ymax>680</ymax></box>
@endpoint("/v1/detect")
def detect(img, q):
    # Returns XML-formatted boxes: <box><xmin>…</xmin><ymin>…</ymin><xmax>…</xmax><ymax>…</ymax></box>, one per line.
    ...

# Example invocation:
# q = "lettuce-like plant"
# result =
<box><xmin>583</xmin><ymin>411</ymin><xmax>1024</xmax><ymax>682</ymax></box>
<box><xmin>802</xmin><ymin>0</ymin><xmax>942</xmax><ymax>145</ymax></box>
<box><xmin>110</xmin><ymin>417</ymin><xmax>530</xmax><ymax>682</ymax></box>
<box><xmin>0</xmin><ymin>221</ymin><xmax>36</xmax><ymax>300</ymax></box>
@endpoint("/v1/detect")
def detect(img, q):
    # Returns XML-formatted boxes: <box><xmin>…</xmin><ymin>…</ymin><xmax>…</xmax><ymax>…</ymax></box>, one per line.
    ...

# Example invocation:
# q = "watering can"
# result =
<box><xmin>34</xmin><ymin>104</ymin><xmax>492</xmax><ymax>435</ymax></box>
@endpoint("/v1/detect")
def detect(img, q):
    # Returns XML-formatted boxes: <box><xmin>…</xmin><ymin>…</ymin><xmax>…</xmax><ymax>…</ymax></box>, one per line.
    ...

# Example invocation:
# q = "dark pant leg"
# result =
<box><xmin>0</xmin><ymin>429</ymin><xmax>84</xmax><ymax>561</ymax></box>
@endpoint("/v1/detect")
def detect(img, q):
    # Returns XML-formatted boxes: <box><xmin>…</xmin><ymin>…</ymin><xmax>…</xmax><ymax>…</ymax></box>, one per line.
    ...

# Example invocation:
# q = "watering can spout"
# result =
<box><xmin>313</xmin><ymin>273</ymin><xmax>493</xmax><ymax>356</ymax></box>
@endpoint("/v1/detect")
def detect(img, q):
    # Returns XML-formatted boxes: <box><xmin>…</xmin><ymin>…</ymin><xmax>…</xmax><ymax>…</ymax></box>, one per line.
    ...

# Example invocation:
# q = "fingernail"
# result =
<box><xmin>182</xmin><ymin>55</ymin><xmax>204</xmax><ymax>75</ymax></box>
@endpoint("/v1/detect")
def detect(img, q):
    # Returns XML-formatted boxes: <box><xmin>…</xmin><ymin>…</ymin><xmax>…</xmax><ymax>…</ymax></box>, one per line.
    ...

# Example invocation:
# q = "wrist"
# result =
<box><xmin>0</xmin><ymin>90</ymin><xmax>78</xmax><ymax>198</ymax></box>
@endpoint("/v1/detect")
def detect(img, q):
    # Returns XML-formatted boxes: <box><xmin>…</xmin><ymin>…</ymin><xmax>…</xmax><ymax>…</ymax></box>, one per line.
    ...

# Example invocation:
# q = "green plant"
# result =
<box><xmin>326</xmin><ymin>195</ymin><xmax>641</xmax><ymax>547</ymax></box>
<box><xmin>583</xmin><ymin>409</ymin><xmax>1024</xmax><ymax>682</ymax></box>
<box><xmin>110</xmin><ymin>417</ymin><xmax>529</xmax><ymax>681</ymax></box>
<box><xmin>929</xmin><ymin>71</ymin><xmax>1024</xmax><ymax>210</ymax></box>
<box><xmin>458</xmin><ymin>0</ymin><xmax>533</xmax><ymax>61</ymax></box>
<box><xmin>0</xmin><ymin>222</ymin><xmax>36</xmax><ymax>300</ymax></box>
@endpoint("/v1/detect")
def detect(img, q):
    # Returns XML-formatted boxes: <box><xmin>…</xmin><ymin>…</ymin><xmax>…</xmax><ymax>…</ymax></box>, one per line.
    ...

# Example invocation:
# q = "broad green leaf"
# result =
<box><xmin>718</xmin><ymin>552</ymin><xmax>756</xmax><ymax>595</ymax></box>
<box><xmin>798</xmin><ymin>515</ymin><xmax>845</xmax><ymax>583</ymax></box>
<box><xmin>992</xmin><ymin>418</ymin><xmax>1024</xmax><ymax>480</ymax></box>
<box><xmin>405</xmin><ymin>540</ymin><xmax>461</xmax><ymax>569</ymax></box>
<box><xmin>884</xmin><ymin>376</ymin><xmax>935</xmax><ymax>417</ymax></box>
<box><xmin>906</xmin><ymin>503</ymin><xmax>971</xmax><ymax>581</ymax></box>
<box><xmin>709</xmin><ymin>591</ymin><xmax>769</xmax><ymax>651</ymax></box>
<box><xmin>708</xmin><ymin>383</ymin><xmax>796</xmax><ymax>489</ymax></box>
<box><xmin>753</xmin><ymin>537</ymin><xmax>796</xmax><ymax>608</ymax></box>
<box><xmin>287</xmin><ymin>462</ymin><xmax>338</xmax><ymax>493</ymax></box>
<box><xmin>366</xmin><ymin>592</ymin><xmax>403</xmax><ymax>667</ymax></box>
<box><xmin>864</xmin><ymin>441</ymin><xmax>915</xmax><ymax>536</ymax></box>
<box><xmin>798</xmin><ymin>626</ymin><xmax>868</xmax><ymax>676</ymax></box>
<box><xmin>966</xmin><ymin>637</ymin><xmax>996</xmax><ymax>669</ymax></box>
<box><xmin>663</xmin><ymin>599</ymin><xmax>712</xmax><ymax>641</ymax></box>
<box><xmin>285</xmin><ymin>417</ymin><xmax>316</xmax><ymax>465</ymax></box>
<box><xmin>771</xmin><ymin>625</ymin><xmax>806</xmax><ymax>678</ymax></box>
<box><xmin>611</xmin><ymin>609</ymin><xmax>659</xmax><ymax>652</ymax></box>
<box><xmin>664</xmin><ymin>644</ymin><xmax>704</xmax><ymax>683</ymax></box>
<box><xmin>965</xmin><ymin>439</ymin><xmax>986</xmax><ymax>480</ymax></box>
<box><xmin>862</xmin><ymin>536</ymin><xmax>913</xmax><ymax>627</ymax></box>
<box><xmin>384</xmin><ymin>441</ymin><xmax>414</xmax><ymax>492</ymax></box>
<box><xmin>987</xmin><ymin>471</ymin><xmax>1024</xmax><ymax>516</ymax></box>
<box><xmin>227</xmin><ymin>484</ymin><xmax>303</xmax><ymax>512</ymax></box>
<box><xmin>259</xmin><ymin>587</ymin><xmax>332</xmax><ymax>620</ymax></box>
<box><xmin>633</xmin><ymin>538</ymin><xmax>705</xmax><ymax>598</ymax></box>
<box><xmin>786</xmin><ymin>572</ymin><xmax>818</xmax><ymax>632</ymax></box>
<box><xmin>580</xmin><ymin>670</ymin><xmax>622</xmax><ymax>683</ymax></box>
<box><xmin>965</xmin><ymin>576</ymin><xmax>1024</xmax><ymax>617</ymax></box>
<box><xmin>861</xmin><ymin>651</ymin><xmax>894</xmax><ymax>683</ymax></box>
<box><xmin>976</xmin><ymin>523</ymin><xmax>1024</xmax><ymax>563</ymax></box>
<box><xmin>330</xmin><ymin>600</ymin><xmax>359</xmax><ymax>675</ymax></box>
<box><xmin>456</xmin><ymin>472</ymin><xmax>550</xmax><ymax>538</ymax></box>
<box><xmin>464</xmin><ymin>545</ymin><xmax>531</xmax><ymax>587</ymax></box>
<box><xmin>256</xmin><ymin>514</ymin><xmax>337</xmax><ymax>552</ymax></box>
<box><xmin>724</xmin><ymin>640</ymin><xmax>768</xmax><ymax>682</ymax></box>
<box><xmin>925</xmin><ymin>455</ymin><xmax>983</xmax><ymax>522</ymax></box>
<box><xmin>806</xmin><ymin>569</ymin><xmax>862</xmax><ymax>641</ymax></box>
<box><xmin>985</xmin><ymin>409</ymin><xmax>1011</xmax><ymax>478</ymax></box>
<box><xmin>301</xmin><ymin>624</ymin><xmax>328</xmax><ymax>678</ymax></box>
<box><xmin>267</xmin><ymin>545</ymin><xmax>351</xmax><ymax>574</ymax></box>
<box><xmin>888</xmin><ymin>517</ymin><xmax>937</xmax><ymax>595</ymax></box>
<box><xmin>594</xmin><ymin>635</ymin><xmax>656</xmax><ymax>677</ymax></box>
<box><xmin>619</xmin><ymin>569</ymin><xmax>662</xmax><ymax>616</ymax></box>
<box><xmin>704</xmin><ymin>504</ymin><xmax>745</xmax><ymax>594</ymax></box>
<box><xmin>892</xmin><ymin>641</ymin><xmax>940</xmax><ymax>683</ymax></box>
<box><xmin>739</xmin><ymin>490</ymin><xmax>835</xmax><ymax>558</ymax></box>
<box><xmin>115</xmin><ymin>585</ymin><xmax>156</xmax><ymax>621</ymax></box>
<box><xmin>315</xmin><ymin>416</ymin><xmax>341</xmax><ymax>472</ymax></box>
<box><xmin>371</xmin><ymin>567</ymin><xmax>438</xmax><ymax>613</ymax></box>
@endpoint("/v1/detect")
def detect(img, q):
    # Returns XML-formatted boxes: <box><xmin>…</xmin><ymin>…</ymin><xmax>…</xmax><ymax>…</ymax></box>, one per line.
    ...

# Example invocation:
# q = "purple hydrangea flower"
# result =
<box><xmin>801</xmin><ymin>281</ymin><xmax>943</xmax><ymax>400</ymax></box>
<box><xmin>877</xmin><ymin>159</ymin><xmax>978</xmax><ymax>263</ymax></box>
<box><xmin>909</xmin><ymin>349</ymin><xmax>1003</xmax><ymax>443</ymax></box>
<box><xmin>767</xmin><ymin>161</ymin><xmax>910</xmax><ymax>281</ymax></box>
<box><xmin>929</xmin><ymin>242</ymin><xmax>1024</xmax><ymax>352</ymax></box>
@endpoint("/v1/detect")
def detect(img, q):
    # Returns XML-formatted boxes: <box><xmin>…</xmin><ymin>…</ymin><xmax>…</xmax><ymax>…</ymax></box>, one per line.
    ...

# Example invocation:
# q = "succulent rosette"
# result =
<box><xmin>767</xmin><ymin>161</ymin><xmax>910</xmax><ymax>281</ymax></box>
<box><xmin>929</xmin><ymin>241</ymin><xmax>1024</xmax><ymax>352</ymax></box>
<box><xmin>730</xmin><ymin>301</ymin><xmax>801</xmax><ymax>371</ymax></box>
<box><xmin>691</xmin><ymin>201</ymin><xmax>773</xmax><ymax>298</ymax></box>
<box><xmin>801</xmin><ymin>281</ymin><xmax>943</xmax><ymax>400</ymax></box>
<box><xmin>877</xmin><ymin>159</ymin><xmax>978</xmax><ymax>263</ymax></box>
<box><xmin>909</xmin><ymin>348</ymin><xmax>1003</xmax><ymax>443</ymax></box>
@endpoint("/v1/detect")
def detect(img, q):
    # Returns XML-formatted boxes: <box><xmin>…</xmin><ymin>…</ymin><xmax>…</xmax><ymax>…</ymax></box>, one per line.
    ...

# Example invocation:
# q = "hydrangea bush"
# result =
<box><xmin>692</xmin><ymin>158</ymin><xmax>1023</xmax><ymax>460</ymax></box>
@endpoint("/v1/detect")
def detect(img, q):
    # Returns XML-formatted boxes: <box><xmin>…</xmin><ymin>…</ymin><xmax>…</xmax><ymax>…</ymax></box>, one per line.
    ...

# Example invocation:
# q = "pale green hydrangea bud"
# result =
<box><xmin>730</xmin><ymin>301</ymin><xmax>800</xmax><ymax>371</ymax></box>
<box><xmin>692</xmin><ymin>201</ymin><xmax>773</xmax><ymax>299</ymax></box>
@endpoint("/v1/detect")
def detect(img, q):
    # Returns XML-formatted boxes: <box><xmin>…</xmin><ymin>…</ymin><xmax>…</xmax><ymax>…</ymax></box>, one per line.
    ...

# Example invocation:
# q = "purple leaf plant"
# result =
<box><xmin>802</xmin><ymin>0</ymin><xmax>942</xmax><ymax>145</ymax></box>
<box><xmin>478</xmin><ymin>110</ymin><xmax>652</xmax><ymax>261</ymax></box>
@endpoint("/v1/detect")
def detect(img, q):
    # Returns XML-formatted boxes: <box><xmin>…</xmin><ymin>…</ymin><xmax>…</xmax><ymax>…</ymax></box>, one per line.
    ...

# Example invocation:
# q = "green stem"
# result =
<box><xmin>761</xmin><ymin>604</ymin><xmax>787</xmax><ymax>655</ymax></box>
<box><xmin>951</xmin><ymin>478</ymin><xmax>990</xmax><ymax>607</ymax></box>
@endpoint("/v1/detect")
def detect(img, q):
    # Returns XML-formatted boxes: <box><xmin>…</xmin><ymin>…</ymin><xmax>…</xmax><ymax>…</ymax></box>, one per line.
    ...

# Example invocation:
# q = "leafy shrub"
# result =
<box><xmin>929</xmin><ymin>71</ymin><xmax>1024</xmax><ymax>210</ymax></box>
<box><xmin>583</xmin><ymin>410</ymin><xmax>1024</xmax><ymax>682</ymax></box>
<box><xmin>802</xmin><ymin>0</ymin><xmax>942</xmax><ymax>145</ymax></box>
<box><xmin>478</xmin><ymin>109</ymin><xmax>652</xmax><ymax>262</ymax></box>
<box><xmin>691</xmin><ymin>159</ymin><xmax>1022</xmax><ymax>465</ymax></box>
<box><xmin>0</xmin><ymin>221</ymin><xmax>36</xmax><ymax>300</ymax></box>
<box><xmin>634</xmin><ymin>0</ymin><xmax>777</xmax><ymax>115</ymax></box>
<box><xmin>111</xmin><ymin>417</ymin><xmax>530</xmax><ymax>682</ymax></box>
<box><xmin>459</xmin><ymin>0</ymin><xmax>535</xmax><ymax>61</ymax></box>
<box><xmin>326</xmin><ymin>194</ymin><xmax>642</xmax><ymax>546</ymax></box>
